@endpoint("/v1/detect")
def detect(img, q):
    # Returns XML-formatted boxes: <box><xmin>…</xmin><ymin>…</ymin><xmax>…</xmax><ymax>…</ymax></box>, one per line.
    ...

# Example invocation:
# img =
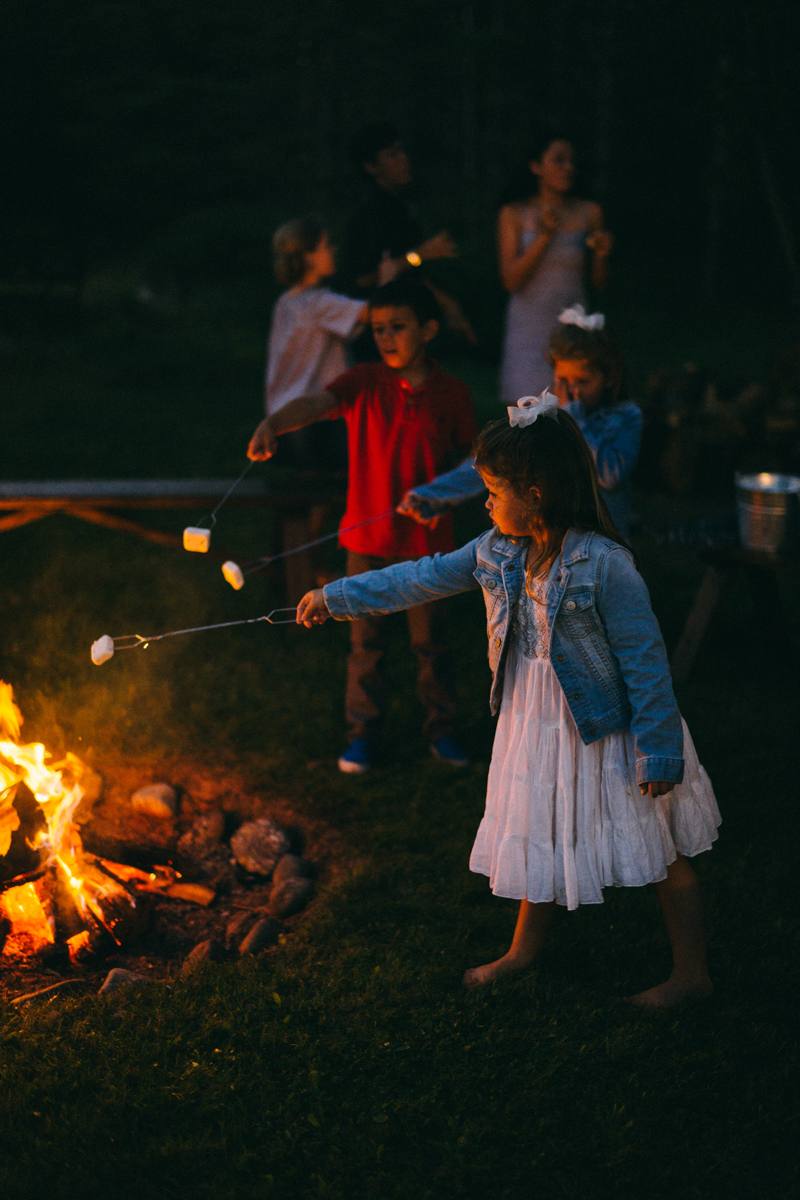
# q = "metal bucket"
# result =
<box><xmin>735</xmin><ymin>472</ymin><xmax>800</xmax><ymax>553</ymax></box>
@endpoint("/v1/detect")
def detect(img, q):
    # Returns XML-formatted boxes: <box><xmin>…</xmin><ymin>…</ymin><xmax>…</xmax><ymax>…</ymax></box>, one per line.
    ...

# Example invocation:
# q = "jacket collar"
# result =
<box><xmin>487</xmin><ymin>529</ymin><xmax>528</xmax><ymax>559</ymax></box>
<box><xmin>485</xmin><ymin>527</ymin><xmax>595</xmax><ymax>564</ymax></box>
<box><xmin>560</xmin><ymin>529</ymin><xmax>595</xmax><ymax>565</ymax></box>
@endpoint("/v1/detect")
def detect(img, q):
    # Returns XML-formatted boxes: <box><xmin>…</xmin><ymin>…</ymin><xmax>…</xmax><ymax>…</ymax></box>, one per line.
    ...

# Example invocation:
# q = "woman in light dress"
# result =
<box><xmin>498</xmin><ymin>136</ymin><xmax>613</xmax><ymax>403</ymax></box>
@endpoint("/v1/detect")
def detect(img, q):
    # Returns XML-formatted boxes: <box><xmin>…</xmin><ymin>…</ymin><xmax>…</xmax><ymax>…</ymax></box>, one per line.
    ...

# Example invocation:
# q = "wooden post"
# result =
<box><xmin>670</xmin><ymin>561</ymin><xmax>738</xmax><ymax>684</ymax></box>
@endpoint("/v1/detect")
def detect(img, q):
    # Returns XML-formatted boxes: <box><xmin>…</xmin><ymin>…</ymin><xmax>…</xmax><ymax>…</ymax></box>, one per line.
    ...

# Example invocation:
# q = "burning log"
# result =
<box><xmin>0</xmin><ymin>682</ymin><xmax>149</xmax><ymax>963</ymax></box>
<box><xmin>0</xmin><ymin>880</ymin><xmax>54</xmax><ymax>958</ymax></box>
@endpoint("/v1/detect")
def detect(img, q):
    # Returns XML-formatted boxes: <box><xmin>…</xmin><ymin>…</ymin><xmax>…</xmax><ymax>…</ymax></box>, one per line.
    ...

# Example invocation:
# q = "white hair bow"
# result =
<box><xmin>508</xmin><ymin>390</ymin><xmax>560</xmax><ymax>428</ymax></box>
<box><xmin>558</xmin><ymin>304</ymin><xmax>605</xmax><ymax>331</ymax></box>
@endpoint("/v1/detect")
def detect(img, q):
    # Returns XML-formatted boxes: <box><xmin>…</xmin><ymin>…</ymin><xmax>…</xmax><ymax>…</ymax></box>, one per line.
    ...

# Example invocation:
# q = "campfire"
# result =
<box><xmin>0</xmin><ymin>682</ymin><xmax>329</xmax><ymax>998</ymax></box>
<box><xmin>0</xmin><ymin>682</ymin><xmax>162</xmax><ymax>963</ymax></box>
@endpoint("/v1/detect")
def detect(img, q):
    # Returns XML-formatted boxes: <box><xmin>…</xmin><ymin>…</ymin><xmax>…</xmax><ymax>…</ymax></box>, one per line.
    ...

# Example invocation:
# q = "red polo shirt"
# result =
<box><xmin>325</xmin><ymin>360</ymin><xmax>478</xmax><ymax>557</ymax></box>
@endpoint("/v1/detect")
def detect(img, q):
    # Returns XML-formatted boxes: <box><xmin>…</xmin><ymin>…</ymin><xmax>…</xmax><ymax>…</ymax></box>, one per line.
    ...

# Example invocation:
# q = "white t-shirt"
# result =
<box><xmin>265</xmin><ymin>287</ymin><xmax>365</xmax><ymax>415</ymax></box>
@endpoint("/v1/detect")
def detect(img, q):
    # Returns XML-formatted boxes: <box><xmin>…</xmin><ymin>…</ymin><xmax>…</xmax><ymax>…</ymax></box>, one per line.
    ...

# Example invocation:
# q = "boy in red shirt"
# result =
<box><xmin>247</xmin><ymin>279</ymin><xmax>478</xmax><ymax>773</ymax></box>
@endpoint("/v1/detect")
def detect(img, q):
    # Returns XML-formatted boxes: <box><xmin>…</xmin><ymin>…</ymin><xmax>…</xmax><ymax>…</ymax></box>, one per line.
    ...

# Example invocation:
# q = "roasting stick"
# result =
<box><xmin>183</xmin><ymin>459</ymin><xmax>257</xmax><ymax>553</ymax></box>
<box><xmin>10</xmin><ymin>978</ymin><xmax>86</xmax><ymax>1005</ymax></box>
<box><xmin>90</xmin><ymin>609</ymin><xmax>299</xmax><ymax>665</ymax></box>
<box><xmin>221</xmin><ymin>506</ymin><xmax>396</xmax><ymax>590</ymax></box>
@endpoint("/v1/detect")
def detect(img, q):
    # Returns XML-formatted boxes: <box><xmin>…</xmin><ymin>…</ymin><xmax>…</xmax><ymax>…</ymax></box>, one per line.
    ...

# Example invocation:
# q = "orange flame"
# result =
<box><xmin>0</xmin><ymin>682</ymin><xmax>86</xmax><ymax>864</ymax></box>
<box><xmin>0</xmin><ymin>882</ymin><xmax>54</xmax><ymax>957</ymax></box>
<box><xmin>0</xmin><ymin>681</ymin><xmax>136</xmax><ymax>955</ymax></box>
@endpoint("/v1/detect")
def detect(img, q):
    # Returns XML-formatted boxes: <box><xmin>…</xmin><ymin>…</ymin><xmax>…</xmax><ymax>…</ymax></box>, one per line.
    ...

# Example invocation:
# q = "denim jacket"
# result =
<box><xmin>323</xmin><ymin>527</ymin><xmax>684</xmax><ymax>785</ymax></box>
<box><xmin>563</xmin><ymin>400</ymin><xmax>642</xmax><ymax>535</ymax></box>
<box><xmin>409</xmin><ymin>401</ymin><xmax>642</xmax><ymax>536</ymax></box>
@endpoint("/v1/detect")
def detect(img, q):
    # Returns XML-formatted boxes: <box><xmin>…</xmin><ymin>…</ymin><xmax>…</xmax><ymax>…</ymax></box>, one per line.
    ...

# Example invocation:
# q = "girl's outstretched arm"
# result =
<box><xmin>322</xmin><ymin>540</ymin><xmax>482</xmax><ymax>621</ymax></box>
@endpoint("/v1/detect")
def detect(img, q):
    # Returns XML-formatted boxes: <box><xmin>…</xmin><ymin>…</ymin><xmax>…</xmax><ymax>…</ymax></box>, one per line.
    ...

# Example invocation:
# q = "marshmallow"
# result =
<box><xmin>91</xmin><ymin>635</ymin><xmax>115</xmax><ymax>665</ymax></box>
<box><xmin>183</xmin><ymin>527</ymin><xmax>211</xmax><ymax>553</ymax></box>
<box><xmin>222</xmin><ymin>561</ymin><xmax>245</xmax><ymax>590</ymax></box>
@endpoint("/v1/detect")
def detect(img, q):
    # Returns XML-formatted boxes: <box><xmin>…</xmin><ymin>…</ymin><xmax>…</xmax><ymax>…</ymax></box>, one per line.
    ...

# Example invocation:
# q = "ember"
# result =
<box><xmin>0</xmin><ymin>881</ymin><xmax>53</xmax><ymax>957</ymax></box>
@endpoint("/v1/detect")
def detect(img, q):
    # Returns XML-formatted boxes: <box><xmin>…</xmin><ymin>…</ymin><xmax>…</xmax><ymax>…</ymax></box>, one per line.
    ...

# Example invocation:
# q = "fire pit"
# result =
<box><xmin>0</xmin><ymin>682</ymin><xmax>343</xmax><ymax>1003</ymax></box>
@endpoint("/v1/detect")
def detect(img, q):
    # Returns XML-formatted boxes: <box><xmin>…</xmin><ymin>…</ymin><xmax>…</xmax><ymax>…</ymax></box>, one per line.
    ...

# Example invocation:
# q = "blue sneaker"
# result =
<box><xmin>338</xmin><ymin>737</ymin><xmax>372</xmax><ymax>774</ymax></box>
<box><xmin>430</xmin><ymin>736</ymin><xmax>469</xmax><ymax>768</ymax></box>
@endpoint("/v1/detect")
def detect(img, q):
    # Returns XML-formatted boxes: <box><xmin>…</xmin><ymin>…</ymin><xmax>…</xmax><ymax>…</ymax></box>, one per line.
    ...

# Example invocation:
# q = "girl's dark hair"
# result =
<box><xmin>497</xmin><ymin>131</ymin><xmax>574</xmax><ymax>208</ymax></box>
<box><xmin>547</xmin><ymin>322</ymin><xmax>627</xmax><ymax>404</ymax></box>
<box><xmin>474</xmin><ymin>409</ymin><xmax>632</xmax><ymax>590</ymax></box>
<box><xmin>272</xmin><ymin>217</ymin><xmax>326</xmax><ymax>287</ymax></box>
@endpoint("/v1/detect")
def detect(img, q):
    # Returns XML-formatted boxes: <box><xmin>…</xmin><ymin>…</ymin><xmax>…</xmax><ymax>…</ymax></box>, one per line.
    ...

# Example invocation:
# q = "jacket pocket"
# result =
<box><xmin>556</xmin><ymin>588</ymin><xmax>619</xmax><ymax>683</ymax></box>
<box><xmin>556</xmin><ymin>588</ymin><xmax>597</xmax><ymax>638</ymax></box>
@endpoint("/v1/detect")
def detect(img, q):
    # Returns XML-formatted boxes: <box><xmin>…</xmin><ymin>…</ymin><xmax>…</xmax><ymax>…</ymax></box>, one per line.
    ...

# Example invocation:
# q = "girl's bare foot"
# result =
<box><xmin>463</xmin><ymin>900</ymin><xmax>554</xmax><ymax>989</ymax></box>
<box><xmin>625</xmin><ymin>971</ymin><xmax>713</xmax><ymax>1010</ymax></box>
<box><xmin>462</xmin><ymin>951</ymin><xmax>535</xmax><ymax>989</ymax></box>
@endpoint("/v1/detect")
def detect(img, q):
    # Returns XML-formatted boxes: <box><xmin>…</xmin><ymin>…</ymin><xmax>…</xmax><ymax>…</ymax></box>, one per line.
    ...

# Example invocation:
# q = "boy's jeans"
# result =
<box><xmin>344</xmin><ymin>551</ymin><xmax>456</xmax><ymax>743</ymax></box>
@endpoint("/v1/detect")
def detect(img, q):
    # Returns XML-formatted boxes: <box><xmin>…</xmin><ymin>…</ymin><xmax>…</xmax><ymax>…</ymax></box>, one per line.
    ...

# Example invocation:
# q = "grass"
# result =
<box><xmin>0</xmin><ymin>293</ymin><xmax>798</xmax><ymax>1199</ymax></box>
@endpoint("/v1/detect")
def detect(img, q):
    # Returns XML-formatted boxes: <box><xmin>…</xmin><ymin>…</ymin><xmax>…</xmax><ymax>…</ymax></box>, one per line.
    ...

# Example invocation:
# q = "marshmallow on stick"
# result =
<box><xmin>222</xmin><ymin>561</ymin><xmax>245</xmax><ymax>590</ymax></box>
<box><xmin>91</xmin><ymin>636</ymin><xmax>115</xmax><ymax>665</ymax></box>
<box><xmin>183</xmin><ymin>527</ymin><xmax>211</xmax><ymax>553</ymax></box>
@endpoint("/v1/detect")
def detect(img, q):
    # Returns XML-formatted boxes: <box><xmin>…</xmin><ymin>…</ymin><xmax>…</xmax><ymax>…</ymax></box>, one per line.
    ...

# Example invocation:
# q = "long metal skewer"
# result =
<box><xmin>91</xmin><ymin>609</ymin><xmax>299</xmax><ymax>664</ymax></box>
<box><xmin>239</xmin><ymin>507</ymin><xmax>396</xmax><ymax>579</ymax></box>
<box><xmin>197</xmin><ymin>459</ymin><xmax>257</xmax><ymax>531</ymax></box>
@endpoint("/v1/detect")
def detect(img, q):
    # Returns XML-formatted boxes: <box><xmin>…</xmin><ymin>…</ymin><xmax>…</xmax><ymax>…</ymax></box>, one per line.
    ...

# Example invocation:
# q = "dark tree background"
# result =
<box><xmin>2</xmin><ymin>0</ymin><xmax>799</xmax><ymax>347</ymax></box>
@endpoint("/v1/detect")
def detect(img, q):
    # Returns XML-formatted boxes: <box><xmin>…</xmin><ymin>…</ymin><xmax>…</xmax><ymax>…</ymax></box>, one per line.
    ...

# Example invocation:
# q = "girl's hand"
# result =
<box><xmin>640</xmin><ymin>780</ymin><xmax>674</xmax><ymax>798</ymax></box>
<box><xmin>247</xmin><ymin>417</ymin><xmax>277</xmax><ymax>461</ymax></box>
<box><xmin>296</xmin><ymin>588</ymin><xmax>330</xmax><ymax>626</ymax></box>
<box><xmin>587</xmin><ymin>229</ymin><xmax>613</xmax><ymax>259</ymax></box>
<box><xmin>396</xmin><ymin>491</ymin><xmax>442</xmax><ymax>527</ymax></box>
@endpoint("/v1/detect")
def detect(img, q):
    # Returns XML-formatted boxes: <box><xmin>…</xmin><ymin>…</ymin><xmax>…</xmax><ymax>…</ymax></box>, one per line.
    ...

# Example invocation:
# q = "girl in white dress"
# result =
<box><xmin>298</xmin><ymin>396</ymin><xmax>720</xmax><ymax>1008</ymax></box>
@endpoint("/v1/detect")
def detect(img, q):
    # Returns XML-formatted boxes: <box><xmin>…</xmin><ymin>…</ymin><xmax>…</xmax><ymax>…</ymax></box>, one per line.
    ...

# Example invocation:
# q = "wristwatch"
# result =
<box><xmin>405</xmin><ymin>250</ymin><xmax>422</xmax><ymax>268</ymax></box>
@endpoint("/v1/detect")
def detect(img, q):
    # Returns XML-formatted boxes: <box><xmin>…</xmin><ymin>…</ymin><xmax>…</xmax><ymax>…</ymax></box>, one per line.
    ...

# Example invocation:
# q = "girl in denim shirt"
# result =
<box><xmin>298</xmin><ymin>398</ymin><xmax>720</xmax><ymax>1008</ymax></box>
<box><xmin>399</xmin><ymin>306</ymin><xmax>641</xmax><ymax>536</ymax></box>
<box><xmin>549</xmin><ymin>307</ymin><xmax>641</xmax><ymax>536</ymax></box>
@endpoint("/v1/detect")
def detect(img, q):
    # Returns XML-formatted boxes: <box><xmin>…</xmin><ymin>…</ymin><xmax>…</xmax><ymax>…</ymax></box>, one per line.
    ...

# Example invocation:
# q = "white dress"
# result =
<box><xmin>499</xmin><ymin>205</ymin><xmax>590</xmax><ymax>403</ymax></box>
<box><xmin>469</xmin><ymin>582</ymin><xmax>721</xmax><ymax>910</ymax></box>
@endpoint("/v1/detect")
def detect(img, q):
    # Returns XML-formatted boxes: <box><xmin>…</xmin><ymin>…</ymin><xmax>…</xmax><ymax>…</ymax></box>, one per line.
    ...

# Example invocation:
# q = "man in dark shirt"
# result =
<box><xmin>345</xmin><ymin>121</ymin><xmax>475</xmax><ymax>360</ymax></box>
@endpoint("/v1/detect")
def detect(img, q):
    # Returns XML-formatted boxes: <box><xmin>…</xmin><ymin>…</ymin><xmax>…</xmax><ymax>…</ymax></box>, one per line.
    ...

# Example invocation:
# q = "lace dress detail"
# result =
<box><xmin>509</xmin><ymin>583</ymin><xmax>550</xmax><ymax>660</ymax></box>
<box><xmin>469</xmin><ymin>585</ymin><xmax>721</xmax><ymax>910</ymax></box>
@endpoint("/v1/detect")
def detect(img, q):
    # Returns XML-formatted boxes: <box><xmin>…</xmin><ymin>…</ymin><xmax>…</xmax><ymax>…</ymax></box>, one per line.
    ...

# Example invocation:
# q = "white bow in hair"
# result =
<box><xmin>508</xmin><ymin>390</ymin><xmax>560</xmax><ymax>428</ymax></box>
<box><xmin>558</xmin><ymin>304</ymin><xmax>605</xmax><ymax>331</ymax></box>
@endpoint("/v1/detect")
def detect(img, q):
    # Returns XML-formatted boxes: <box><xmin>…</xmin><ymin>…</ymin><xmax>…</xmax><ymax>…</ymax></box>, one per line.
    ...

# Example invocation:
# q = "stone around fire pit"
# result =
<box><xmin>131</xmin><ymin>783</ymin><xmax>178</xmax><ymax>819</ymax></box>
<box><xmin>180</xmin><ymin>938</ymin><xmax>227</xmax><ymax>975</ymax></box>
<box><xmin>177</xmin><ymin>810</ymin><xmax>225</xmax><ymax>860</ymax></box>
<box><xmin>224</xmin><ymin>909</ymin><xmax>257</xmax><ymax>949</ymax></box>
<box><xmin>268</xmin><ymin>877</ymin><xmax>314</xmax><ymax>919</ymax></box>
<box><xmin>272</xmin><ymin>854</ymin><xmax>316</xmax><ymax>884</ymax></box>
<box><xmin>99</xmin><ymin>968</ymin><xmax>151</xmax><ymax>995</ymax></box>
<box><xmin>239</xmin><ymin>916</ymin><xmax>282</xmax><ymax>956</ymax></box>
<box><xmin>230</xmin><ymin>817</ymin><xmax>290</xmax><ymax>876</ymax></box>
